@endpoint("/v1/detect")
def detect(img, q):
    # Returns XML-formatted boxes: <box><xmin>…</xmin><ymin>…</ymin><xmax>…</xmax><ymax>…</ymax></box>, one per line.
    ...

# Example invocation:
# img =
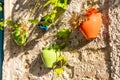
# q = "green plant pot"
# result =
<box><xmin>41</xmin><ymin>49</ymin><xmax>60</xmax><ymax>68</ymax></box>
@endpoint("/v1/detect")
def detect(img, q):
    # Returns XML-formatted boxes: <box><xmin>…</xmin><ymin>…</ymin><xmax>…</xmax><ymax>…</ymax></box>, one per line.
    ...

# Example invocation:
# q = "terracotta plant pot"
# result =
<box><xmin>41</xmin><ymin>48</ymin><xmax>60</xmax><ymax>68</ymax></box>
<box><xmin>78</xmin><ymin>8</ymin><xmax>102</xmax><ymax>40</ymax></box>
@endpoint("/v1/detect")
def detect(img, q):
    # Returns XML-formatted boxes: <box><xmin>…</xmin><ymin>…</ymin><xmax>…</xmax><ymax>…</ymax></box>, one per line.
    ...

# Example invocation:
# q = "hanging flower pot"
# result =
<box><xmin>12</xmin><ymin>24</ymin><xmax>29</xmax><ymax>46</ymax></box>
<box><xmin>6</xmin><ymin>20</ymin><xmax>29</xmax><ymax>46</ymax></box>
<box><xmin>78</xmin><ymin>8</ymin><xmax>102</xmax><ymax>40</ymax></box>
<box><xmin>41</xmin><ymin>47</ymin><xmax>60</xmax><ymax>68</ymax></box>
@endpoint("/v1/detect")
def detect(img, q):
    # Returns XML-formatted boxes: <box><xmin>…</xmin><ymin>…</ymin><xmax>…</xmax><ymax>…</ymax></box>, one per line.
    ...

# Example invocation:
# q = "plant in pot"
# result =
<box><xmin>41</xmin><ymin>46</ymin><xmax>68</xmax><ymax>77</ymax></box>
<box><xmin>69</xmin><ymin>8</ymin><xmax>102</xmax><ymax>40</ymax></box>
<box><xmin>78</xmin><ymin>8</ymin><xmax>102</xmax><ymax>40</ymax></box>
<box><xmin>41</xmin><ymin>29</ymin><xmax>70</xmax><ymax>76</ymax></box>
<box><xmin>39</xmin><ymin>0</ymin><xmax>68</xmax><ymax>31</ymax></box>
<box><xmin>6</xmin><ymin>20</ymin><xmax>29</xmax><ymax>46</ymax></box>
<box><xmin>41</xmin><ymin>46</ymin><xmax>60</xmax><ymax>68</ymax></box>
<box><xmin>69</xmin><ymin>0</ymin><xmax>102</xmax><ymax>40</ymax></box>
<box><xmin>41</xmin><ymin>42</ymin><xmax>66</xmax><ymax>68</ymax></box>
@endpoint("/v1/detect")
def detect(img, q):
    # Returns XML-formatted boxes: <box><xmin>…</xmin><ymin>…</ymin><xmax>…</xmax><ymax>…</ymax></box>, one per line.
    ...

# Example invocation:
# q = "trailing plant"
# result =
<box><xmin>28</xmin><ymin>0</ymin><xmax>40</xmax><ymax>25</ymax></box>
<box><xmin>28</xmin><ymin>19</ymin><xmax>39</xmax><ymax>25</ymax></box>
<box><xmin>44</xmin><ymin>0</ymin><xmax>68</xmax><ymax>9</ymax></box>
<box><xmin>41</xmin><ymin>43</ymin><xmax>68</xmax><ymax>76</ymax></box>
<box><xmin>54</xmin><ymin>67</ymin><xmax>64</xmax><ymax>77</ymax></box>
<box><xmin>57</xmin><ymin>29</ymin><xmax>70</xmax><ymax>38</ymax></box>
<box><xmin>54</xmin><ymin>56</ymin><xmax>67</xmax><ymax>77</ymax></box>
<box><xmin>53</xmin><ymin>29</ymin><xmax>70</xmax><ymax>77</ymax></box>
<box><xmin>6</xmin><ymin>20</ymin><xmax>29</xmax><ymax>46</ymax></box>
<box><xmin>39</xmin><ymin>10</ymin><xmax>57</xmax><ymax>31</ymax></box>
<box><xmin>39</xmin><ymin>0</ymin><xmax>68</xmax><ymax>31</ymax></box>
<box><xmin>41</xmin><ymin>29</ymin><xmax>70</xmax><ymax>77</ymax></box>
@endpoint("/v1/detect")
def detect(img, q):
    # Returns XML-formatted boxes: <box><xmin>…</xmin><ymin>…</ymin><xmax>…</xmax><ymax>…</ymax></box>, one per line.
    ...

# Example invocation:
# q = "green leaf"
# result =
<box><xmin>50</xmin><ymin>10</ymin><xmax>57</xmax><ymax>22</ymax></box>
<box><xmin>0</xmin><ymin>6</ymin><xmax>2</xmax><ymax>12</ymax></box>
<box><xmin>13</xmin><ymin>24</ymin><xmax>29</xmax><ymax>46</ymax></box>
<box><xmin>57</xmin><ymin>56</ymin><xmax>67</xmax><ymax>62</ymax></box>
<box><xmin>42</xmin><ymin>0</ymin><xmax>68</xmax><ymax>27</ymax></box>
<box><xmin>28</xmin><ymin>19</ymin><xmax>39</xmax><ymax>25</ymax></box>
<box><xmin>6</xmin><ymin>20</ymin><xmax>29</xmax><ymax>45</ymax></box>
<box><xmin>57</xmin><ymin>56</ymin><xmax>67</xmax><ymax>66</ymax></box>
<box><xmin>44</xmin><ymin>0</ymin><xmax>57</xmax><ymax>7</ymax></box>
<box><xmin>54</xmin><ymin>68</ymin><xmax>64</xmax><ymax>77</ymax></box>
<box><xmin>44</xmin><ymin>0</ymin><xmax>51</xmax><ymax>7</ymax></box>
<box><xmin>54</xmin><ymin>0</ymin><xmax>67</xmax><ymax>9</ymax></box>
<box><xmin>40</xmin><ymin>10</ymin><xmax>57</xmax><ymax>26</ymax></box>
<box><xmin>40</xmin><ymin>20</ymin><xmax>50</xmax><ymax>26</ymax></box>
<box><xmin>52</xmin><ymin>42</ymin><xmax>66</xmax><ymax>51</ymax></box>
<box><xmin>13</xmin><ymin>27</ymin><xmax>21</xmax><ymax>37</ymax></box>
<box><xmin>42</xmin><ymin>42</ymin><xmax>66</xmax><ymax>53</ymax></box>
<box><xmin>6</xmin><ymin>20</ymin><xmax>16</xmax><ymax>26</ymax></box>
<box><xmin>59</xmin><ymin>42</ymin><xmax>66</xmax><ymax>50</ymax></box>
<box><xmin>0</xmin><ymin>21</ymin><xmax>4</xmax><ymax>30</ymax></box>
<box><xmin>13</xmin><ymin>31</ymin><xmax>28</xmax><ymax>45</ymax></box>
<box><xmin>57</xmin><ymin>29</ymin><xmax>70</xmax><ymax>38</ymax></box>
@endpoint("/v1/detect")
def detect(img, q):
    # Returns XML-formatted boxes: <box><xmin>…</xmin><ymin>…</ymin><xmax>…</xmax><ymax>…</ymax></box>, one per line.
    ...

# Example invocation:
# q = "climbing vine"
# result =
<box><xmin>39</xmin><ymin>0</ymin><xmax>68</xmax><ymax>31</ymax></box>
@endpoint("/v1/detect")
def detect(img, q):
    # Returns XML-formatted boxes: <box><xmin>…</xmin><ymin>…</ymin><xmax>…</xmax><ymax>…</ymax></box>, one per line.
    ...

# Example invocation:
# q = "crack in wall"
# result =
<box><xmin>101</xmin><ymin>0</ymin><xmax>112</xmax><ymax>79</ymax></box>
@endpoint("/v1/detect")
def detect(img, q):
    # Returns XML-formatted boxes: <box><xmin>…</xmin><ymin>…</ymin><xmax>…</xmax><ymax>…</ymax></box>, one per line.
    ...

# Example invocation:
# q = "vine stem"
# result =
<box><xmin>29</xmin><ymin>0</ymin><xmax>40</xmax><ymax>17</ymax></box>
<box><xmin>26</xmin><ymin>0</ymin><xmax>41</xmax><ymax>45</ymax></box>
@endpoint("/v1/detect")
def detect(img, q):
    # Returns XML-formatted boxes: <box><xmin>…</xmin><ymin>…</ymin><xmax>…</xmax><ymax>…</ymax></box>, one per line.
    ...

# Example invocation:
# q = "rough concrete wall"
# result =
<box><xmin>109</xmin><ymin>0</ymin><xmax>120</xmax><ymax>79</ymax></box>
<box><xmin>2</xmin><ymin>0</ymin><xmax>120</xmax><ymax>80</ymax></box>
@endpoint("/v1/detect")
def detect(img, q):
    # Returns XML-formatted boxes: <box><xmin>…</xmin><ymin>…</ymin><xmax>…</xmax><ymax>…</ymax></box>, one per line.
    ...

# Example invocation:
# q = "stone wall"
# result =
<box><xmin>109</xmin><ymin>0</ymin><xmax>120</xmax><ymax>79</ymax></box>
<box><xmin>3</xmin><ymin>0</ymin><xmax>120</xmax><ymax>80</ymax></box>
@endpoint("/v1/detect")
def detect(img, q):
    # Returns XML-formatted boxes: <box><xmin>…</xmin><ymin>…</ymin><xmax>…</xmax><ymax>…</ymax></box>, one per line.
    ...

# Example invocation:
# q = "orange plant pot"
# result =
<box><xmin>78</xmin><ymin>8</ymin><xmax>102</xmax><ymax>40</ymax></box>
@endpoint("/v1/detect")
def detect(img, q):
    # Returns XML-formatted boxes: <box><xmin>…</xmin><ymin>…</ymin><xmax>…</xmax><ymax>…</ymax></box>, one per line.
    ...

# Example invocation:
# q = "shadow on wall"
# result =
<box><xmin>11</xmin><ymin>0</ymin><xmax>48</xmax><ymax>20</ymax></box>
<box><xmin>64</xmin><ymin>29</ymin><xmax>91</xmax><ymax>51</ymax></box>
<box><xmin>29</xmin><ymin>54</ymin><xmax>51</xmax><ymax>77</ymax></box>
<box><xmin>28</xmin><ymin>0</ymin><xmax>120</xmax><ymax>78</ymax></box>
<box><xmin>99</xmin><ymin>0</ymin><xmax>114</xmax><ymax>79</ymax></box>
<box><xmin>5</xmin><ymin>0</ymin><xmax>48</xmax><ymax>60</ymax></box>
<box><xmin>4</xmin><ymin>0</ymin><xmax>74</xmax><ymax>77</ymax></box>
<box><xmin>4</xmin><ymin>0</ymin><xmax>103</xmax><ymax>78</ymax></box>
<box><xmin>5</xmin><ymin>0</ymin><xmax>73</xmax><ymax>60</ymax></box>
<box><xmin>106</xmin><ymin>0</ymin><xmax>120</xmax><ymax>9</ymax></box>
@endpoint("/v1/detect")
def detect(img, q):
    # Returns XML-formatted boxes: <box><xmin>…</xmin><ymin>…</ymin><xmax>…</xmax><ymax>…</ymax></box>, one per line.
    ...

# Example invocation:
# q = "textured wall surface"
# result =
<box><xmin>109</xmin><ymin>0</ymin><xmax>120</xmax><ymax>79</ymax></box>
<box><xmin>3</xmin><ymin>0</ymin><xmax>120</xmax><ymax>80</ymax></box>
